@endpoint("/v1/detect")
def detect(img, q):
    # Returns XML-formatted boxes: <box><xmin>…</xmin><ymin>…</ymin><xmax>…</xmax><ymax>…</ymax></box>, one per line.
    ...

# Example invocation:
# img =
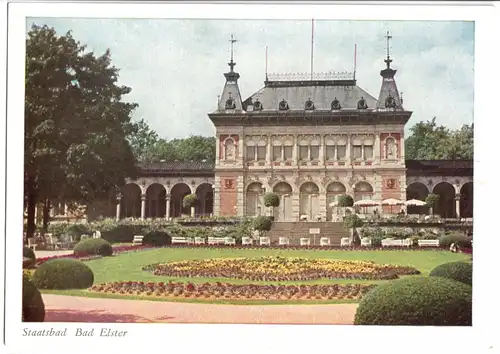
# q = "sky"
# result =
<box><xmin>27</xmin><ymin>18</ymin><xmax>474</xmax><ymax>139</ymax></box>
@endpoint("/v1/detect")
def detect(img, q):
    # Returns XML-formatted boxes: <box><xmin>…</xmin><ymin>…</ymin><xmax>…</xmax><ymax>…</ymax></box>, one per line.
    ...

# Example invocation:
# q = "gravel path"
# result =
<box><xmin>43</xmin><ymin>294</ymin><xmax>358</xmax><ymax>324</ymax></box>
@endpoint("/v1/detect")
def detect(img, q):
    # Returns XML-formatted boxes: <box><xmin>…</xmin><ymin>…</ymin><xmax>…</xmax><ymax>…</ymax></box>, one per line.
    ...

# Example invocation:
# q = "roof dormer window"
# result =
<box><xmin>279</xmin><ymin>99</ymin><xmax>289</xmax><ymax>111</ymax></box>
<box><xmin>305</xmin><ymin>98</ymin><xmax>315</xmax><ymax>110</ymax></box>
<box><xmin>253</xmin><ymin>99</ymin><xmax>263</xmax><ymax>111</ymax></box>
<box><xmin>331</xmin><ymin>97</ymin><xmax>341</xmax><ymax>110</ymax></box>
<box><xmin>357</xmin><ymin>97</ymin><xmax>368</xmax><ymax>110</ymax></box>
<box><xmin>225</xmin><ymin>97</ymin><xmax>236</xmax><ymax>109</ymax></box>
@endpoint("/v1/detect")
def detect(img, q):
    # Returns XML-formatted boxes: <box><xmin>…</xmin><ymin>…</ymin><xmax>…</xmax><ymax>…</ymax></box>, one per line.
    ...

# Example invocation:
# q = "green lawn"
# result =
<box><xmin>41</xmin><ymin>248</ymin><xmax>470</xmax><ymax>303</ymax></box>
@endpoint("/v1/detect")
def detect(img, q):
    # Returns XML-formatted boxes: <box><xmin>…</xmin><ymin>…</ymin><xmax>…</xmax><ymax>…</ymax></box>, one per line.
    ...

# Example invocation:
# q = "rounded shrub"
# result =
<box><xmin>439</xmin><ymin>232</ymin><xmax>472</xmax><ymax>249</ymax></box>
<box><xmin>23</xmin><ymin>247</ymin><xmax>36</xmax><ymax>268</ymax></box>
<box><xmin>23</xmin><ymin>275</ymin><xmax>45</xmax><ymax>322</ymax></box>
<box><xmin>73</xmin><ymin>238</ymin><xmax>113</xmax><ymax>257</ymax></box>
<box><xmin>143</xmin><ymin>230</ymin><xmax>171</xmax><ymax>246</ymax></box>
<box><xmin>32</xmin><ymin>259</ymin><xmax>94</xmax><ymax>290</ymax></box>
<box><xmin>182</xmin><ymin>194</ymin><xmax>198</xmax><ymax>208</ymax></box>
<box><xmin>253</xmin><ymin>216</ymin><xmax>272</xmax><ymax>233</ymax></box>
<box><xmin>354</xmin><ymin>277</ymin><xmax>472</xmax><ymax>326</ymax></box>
<box><xmin>263</xmin><ymin>192</ymin><xmax>280</xmax><ymax>208</ymax></box>
<box><xmin>337</xmin><ymin>194</ymin><xmax>354</xmax><ymax>207</ymax></box>
<box><xmin>430</xmin><ymin>261</ymin><xmax>472</xmax><ymax>286</ymax></box>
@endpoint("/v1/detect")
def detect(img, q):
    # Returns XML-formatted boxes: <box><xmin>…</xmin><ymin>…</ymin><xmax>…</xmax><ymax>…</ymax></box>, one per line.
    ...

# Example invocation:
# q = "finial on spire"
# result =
<box><xmin>228</xmin><ymin>34</ymin><xmax>237</xmax><ymax>72</ymax></box>
<box><xmin>384</xmin><ymin>31</ymin><xmax>393</xmax><ymax>68</ymax></box>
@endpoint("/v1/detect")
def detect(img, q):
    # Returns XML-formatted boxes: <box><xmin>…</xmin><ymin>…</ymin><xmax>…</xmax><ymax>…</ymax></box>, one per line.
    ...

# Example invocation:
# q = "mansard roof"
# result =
<box><xmin>242</xmin><ymin>76</ymin><xmax>378</xmax><ymax>112</ymax></box>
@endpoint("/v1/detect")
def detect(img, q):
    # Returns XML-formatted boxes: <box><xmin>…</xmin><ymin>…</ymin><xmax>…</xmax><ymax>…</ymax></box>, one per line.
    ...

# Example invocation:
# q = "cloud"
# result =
<box><xmin>27</xmin><ymin>18</ymin><xmax>474</xmax><ymax>139</ymax></box>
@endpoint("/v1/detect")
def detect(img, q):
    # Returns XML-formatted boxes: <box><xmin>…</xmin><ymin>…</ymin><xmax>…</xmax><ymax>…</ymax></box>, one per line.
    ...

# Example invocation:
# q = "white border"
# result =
<box><xmin>3</xmin><ymin>2</ymin><xmax>500</xmax><ymax>354</ymax></box>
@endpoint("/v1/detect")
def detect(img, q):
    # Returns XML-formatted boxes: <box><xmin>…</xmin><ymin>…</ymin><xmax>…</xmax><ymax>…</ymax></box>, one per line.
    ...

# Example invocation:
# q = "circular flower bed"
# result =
<box><xmin>89</xmin><ymin>281</ymin><xmax>376</xmax><ymax>301</ymax></box>
<box><xmin>143</xmin><ymin>256</ymin><xmax>420</xmax><ymax>281</ymax></box>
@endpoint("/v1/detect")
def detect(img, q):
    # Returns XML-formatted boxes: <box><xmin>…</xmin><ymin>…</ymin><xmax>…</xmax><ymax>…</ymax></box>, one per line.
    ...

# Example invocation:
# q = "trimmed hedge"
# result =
<box><xmin>22</xmin><ymin>275</ymin><xmax>45</xmax><ymax>322</ymax></box>
<box><xmin>253</xmin><ymin>216</ymin><xmax>272</xmax><ymax>233</ymax></box>
<box><xmin>73</xmin><ymin>238</ymin><xmax>113</xmax><ymax>257</ymax></box>
<box><xmin>439</xmin><ymin>232</ymin><xmax>472</xmax><ymax>249</ymax></box>
<box><xmin>23</xmin><ymin>247</ymin><xmax>36</xmax><ymax>268</ymax></box>
<box><xmin>430</xmin><ymin>261</ymin><xmax>473</xmax><ymax>286</ymax></box>
<box><xmin>32</xmin><ymin>259</ymin><xmax>94</xmax><ymax>290</ymax></box>
<box><xmin>142</xmin><ymin>230</ymin><xmax>171</xmax><ymax>246</ymax></box>
<box><xmin>354</xmin><ymin>277</ymin><xmax>472</xmax><ymax>326</ymax></box>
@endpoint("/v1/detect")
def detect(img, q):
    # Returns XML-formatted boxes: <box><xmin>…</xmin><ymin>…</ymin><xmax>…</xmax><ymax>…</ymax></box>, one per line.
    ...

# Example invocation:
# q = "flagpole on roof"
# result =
<box><xmin>310</xmin><ymin>18</ymin><xmax>314</xmax><ymax>81</ymax></box>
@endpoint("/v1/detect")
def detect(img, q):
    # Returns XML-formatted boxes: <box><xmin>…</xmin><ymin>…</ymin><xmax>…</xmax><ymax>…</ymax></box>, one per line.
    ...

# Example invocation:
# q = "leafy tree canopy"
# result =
<box><xmin>25</xmin><ymin>24</ymin><xmax>139</xmax><ymax>237</ymax></box>
<box><xmin>405</xmin><ymin>118</ymin><xmax>473</xmax><ymax>160</ymax></box>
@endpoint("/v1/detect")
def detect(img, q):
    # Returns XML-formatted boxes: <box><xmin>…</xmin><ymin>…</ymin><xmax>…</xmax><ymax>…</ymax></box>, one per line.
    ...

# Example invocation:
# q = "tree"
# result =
<box><xmin>182</xmin><ymin>194</ymin><xmax>198</xmax><ymax>217</ymax></box>
<box><xmin>343</xmin><ymin>214</ymin><xmax>364</xmax><ymax>246</ymax></box>
<box><xmin>263</xmin><ymin>192</ymin><xmax>280</xmax><ymax>219</ymax></box>
<box><xmin>128</xmin><ymin>118</ymin><xmax>159</xmax><ymax>162</ymax></box>
<box><xmin>425</xmin><ymin>194</ymin><xmax>440</xmax><ymax>215</ymax></box>
<box><xmin>253</xmin><ymin>216</ymin><xmax>272</xmax><ymax>237</ymax></box>
<box><xmin>24</xmin><ymin>25</ymin><xmax>139</xmax><ymax>239</ymax></box>
<box><xmin>337</xmin><ymin>194</ymin><xmax>354</xmax><ymax>207</ymax></box>
<box><xmin>405</xmin><ymin>118</ymin><xmax>473</xmax><ymax>160</ymax></box>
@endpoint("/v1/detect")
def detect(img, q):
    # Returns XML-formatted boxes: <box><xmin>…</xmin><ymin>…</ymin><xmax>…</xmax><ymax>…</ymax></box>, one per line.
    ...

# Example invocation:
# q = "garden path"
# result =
<box><xmin>43</xmin><ymin>294</ymin><xmax>358</xmax><ymax>324</ymax></box>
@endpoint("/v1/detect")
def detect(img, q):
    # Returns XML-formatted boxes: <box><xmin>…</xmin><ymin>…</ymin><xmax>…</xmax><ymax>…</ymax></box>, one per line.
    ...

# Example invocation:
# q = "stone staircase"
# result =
<box><xmin>266</xmin><ymin>222</ymin><xmax>350</xmax><ymax>247</ymax></box>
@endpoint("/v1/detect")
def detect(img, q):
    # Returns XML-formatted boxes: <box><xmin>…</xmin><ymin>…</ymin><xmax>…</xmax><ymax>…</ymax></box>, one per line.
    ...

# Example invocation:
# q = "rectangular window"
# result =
<box><xmin>310</xmin><ymin>146</ymin><xmax>319</xmax><ymax>160</ymax></box>
<box><xmin>326</xmin><ymin>145</ymin><xmax>335</xmax><ymax>160</ymax></box>
<box><xmin>299</xmin><ymin>146</ymin><xmax>309</xmax><ymax>160</ymax></box>
<box><xmin>337</xmin><ymin>145</ymin><xmax>346</xmax><ymax>159</ymax></box>
<box><xmin>364</xmin><ymin>145</ymin><xmax>374</xmax><ymax>159</ymax></box>
<box><xmin>272</xmin><ymin>146</ymin><xmax>282</xmax><ymax>161</ymax></box>
<box><xmin>246</xmin><ymin>146</ymin><xmax>255</xmax><ymax>160</ymax></box>
<box><xmin>257</xmin><ymin>146</ymin><xmax>266</xmax><ymax>160</ymax></box>
<box><xmin>284</xmin><ymin>146</ymin><xmax>293</xmax><ymax>160</ymax></box>
<box><xmin>353</xmin><ymin>145</ymin><xmax>362</xmax><ymax>159</ymax></box>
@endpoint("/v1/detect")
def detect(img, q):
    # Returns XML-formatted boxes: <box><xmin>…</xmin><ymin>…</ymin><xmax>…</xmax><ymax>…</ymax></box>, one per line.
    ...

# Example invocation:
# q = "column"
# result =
<box><xmin>361</xmin><ymin>143</ymin><xmax>365</xmax><ymax>160</ymax></box>
<box><xmin>346</xmin><ymin>134</ymin><xmax>351</xmax><ymax>165</ymax></box>
<box><xmin>319</xmin><ymin>135</ymin><xmax>324</xmax><ymax>164</ymax></box>
<box><xmin>266</xmin><ymin>135</ymin><xmax>272</xmax><ymax>165</ymax></box>
<box><xmin>292</xmin><ymin>135</ymin><xmax>298</xmax><ymax>164</ymax></box>
<box><xmin>116</xmin><ymin>193</ymin><xmax>122</xmax><ymax>221</ymax></box>
<box><xmin>334</xmin><ymin>144</ymin><xmax>338</xmax><ymax>161</ymax></box>
<box><xmin>215</xmin><ymin>135</ymin><xmax>220</xmax><ymax>166</ymax></box>
<box><xmin>64</xmin><ymin>203</ymin><xmax>68</xmax><ymax>216</ymax></box>
<box><xmin>374</xmin><ymin>133</ymin><xmax>381</xmax><ymax>162</ymax></box>
<box><xmin>400</xmin><ymin>135</ymin><xmax>405</xmax><ymax>162</ymax></box>
<box><xmin>165</xmin><ymin>193</ymin><xmax>171</xmax><ymax>220</ymax></box>
<box><xmin>140</xmin><ymin>194</ymin><xmax>146</xmax><ymax>220</ymax></box>
<box><xmin>455</xmin><ymin>194</ymin><xmax>461</xmax><ymax>219</ymax></box>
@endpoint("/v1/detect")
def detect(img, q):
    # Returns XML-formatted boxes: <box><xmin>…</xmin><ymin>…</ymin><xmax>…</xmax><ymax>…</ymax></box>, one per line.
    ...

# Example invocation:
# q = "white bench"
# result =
<box><xmin>402</xmin><ymin>239</ymin><xmax>412</xmax><ymax>247</ymax></box>
<box><xmin>224</xmin><ymin>237</ymin><xmax>236</xmax><ymax>246</ymax></box>
<box><xmin>260</xmin><ymin>237</ymin><xmax>271</xmax><ymax>246</ymax></box>
<box><xmin>300</xmin><ymin>215</ymin><xmax>308</xmax><ymax>221</ymax></box>
<box><xmin>194</xmin><ymin>237</ymin><xmax>205</xmax><ymax>245</ymax></box>
<box><xmin>320</xmin><ymin>237</ymin><xmax>331</xmax><ymax>246</ymax></box>
<box><xmin>418</xmin><ymin>239</ymin><xmax>440</xmax><ymax>247</ymax></box>
<box><xmin>361</xmin><ymin>237</ymin><xmax>372</xmax><ymax>247</ymax></box>
<box><xmin>340</xmin><ymin>237</ymin><xmax>350</xmax><ymax>247</ymax></box>
<box><xmin>92</xmin><ymin>230</ymin><xmax>102</xmax><ymax>239</ymax></box>
<box><xmin>279</xmin><ymin>237</ymin><xmax>290</xmax><ymax>246</ymax></box>
<box><xmin>382</xmin><ymin>239</ymin><xmax>402</xmax><ymax>247</ymax></box>
<box><xmin>208</xmin><ymin>237</ymin><xmax>226</xmax><ymax>245</ymax></box>
<box><xmin>172</xmin><ymin>236</ymin><xmax>194</xmax><ymax>245</ymax></box>
<box><xmin>133</xmin><ymin>235</ymin><xmax>144</xmax><ymax>245</ymax></box>
<box><xmin>300</xmin><ymin>238</ymin><xmax>310</xmax><ymax>246</ymax></box>
<box><xmin>242</xmin><ymin>237</ymin><xmax>253</xmax><ymax>246</ymax></box>
<box><xmin>27</xmin><ymin>237</ymin><xmax>37</xmax><ymax>250</ymax></box>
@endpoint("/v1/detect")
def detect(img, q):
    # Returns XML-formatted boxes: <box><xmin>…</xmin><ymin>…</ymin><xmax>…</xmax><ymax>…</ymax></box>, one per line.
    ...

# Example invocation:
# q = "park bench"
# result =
<box><xmin>133</xmin><ymin>235</ymin><xmax>144</xmax><ymax>245</ymax></box>
<box><xmin>360</xmin><ymin>237</ymin><xmax>372</xmax><ymax>247</ymax></box>
<box><xmin>27</xmin><ymin>237</ymin><xmax>37</xmax><ymax>250</ymax></box>
<box><xmin>241</xmin><ymin>237</ymin><xmax>253</xmax><ymax>246</ymax></box>
<box><xmin>320</xmin><ymin>237</ymin><xmax>331</xmax><ymax>247</ymax></box>
<box><xmin>418</xmin><ymin>239</ymin><xmax>440</xmax><ymax>247</ymax></box>
<box><xmin>259</xmin><ymin>237</ymin><xmax>271</xmax><ymax>246</ymax></box>
<box><xmin>224</xmin><ymin>237</ymin><xmax>236</xmax><ymax>246</ymax></box>
<box><xmin>279</xmin><ymin>237</ymin><xmax>290</xmax><ymax>246</ymax></box>
<box><xmin>402</xmin><ymin>238</ymin><xmax>412</xmax><ymax>247</ymax></box>
<box><xmin>194</xmin><ymin>237</ymin><xmax>205</xmax><ymax>245</ymax></box>
<box><xmin>340</xmin><ymin>237</ymin><xmax>350</xmax><ymax>247</ymax></box>
<box><xmin>208</xmin><ymin>237</ymin><xmax>226</xmax><ymax>245</ymax></box>
<box><xmin>172</xmin><ymin>236</ymin><xmax>194</xmax><ymax>245</ymax></box>
<box><xmin>92</xmin><ymin>230</ymin><xmax>102</xmax><ymax>239</ymax></box>
<box><xmin>300</xmin><ymin>238</ymin><xmax>310</xmax><ymax>246</ymax></box>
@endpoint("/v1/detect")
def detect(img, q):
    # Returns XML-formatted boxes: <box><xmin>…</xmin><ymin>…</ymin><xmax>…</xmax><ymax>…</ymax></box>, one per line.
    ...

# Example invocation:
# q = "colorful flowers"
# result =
<box><xmin>143</xmin><ymin>256</ymin><xmax>420</xmax><ymax>281</ymax></box>
<box><xmin>89</xmin><ymin>280</ymin><xmax>375</xmax><ymax>301</ymax></box>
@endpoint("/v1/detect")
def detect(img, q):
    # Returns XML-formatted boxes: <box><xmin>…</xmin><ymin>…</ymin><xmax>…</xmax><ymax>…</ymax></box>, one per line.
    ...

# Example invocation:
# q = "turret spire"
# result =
<box><xmin>385</xmin><ymin>31</ymin><xmax>393</xmax><ymax>68</ymax></box>
<box><xmin>228</xmin><ymin>34</ymin><xmax>237</xmax><ymax>72</ymax></box>
<box><xmin>217</xmin><ymin>34</ymin><xmax>244</xmax><ymax>112</ymax></box>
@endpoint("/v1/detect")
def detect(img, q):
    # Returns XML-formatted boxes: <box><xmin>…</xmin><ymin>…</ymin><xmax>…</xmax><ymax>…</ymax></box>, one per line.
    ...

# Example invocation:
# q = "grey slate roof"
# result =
<box><xmin>138</xmin><ymin>161</ymin><xmax>215</xmax><ymax>172</ymax></box>
<box><xmin>242</xmin><ymin>80</ymin><xmax>378</xmax><ymax>112</ymax></box>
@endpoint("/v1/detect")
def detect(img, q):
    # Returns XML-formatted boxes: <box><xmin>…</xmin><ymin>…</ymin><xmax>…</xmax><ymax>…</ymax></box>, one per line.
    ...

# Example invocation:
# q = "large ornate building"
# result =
<box><xmin>77</xmin><ymin>38</ymin><xmax>473</xmax><ymax>223</ymax></box>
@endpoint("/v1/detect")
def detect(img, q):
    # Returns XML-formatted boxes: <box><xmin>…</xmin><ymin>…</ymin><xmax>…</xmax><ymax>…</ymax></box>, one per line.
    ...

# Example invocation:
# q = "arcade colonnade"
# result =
<box><xmin>116</xmin><ymin>179</ymin><xmax>214</xmax><ymax>220</ymax></box>
<box><xmin>406</xmin><ymin>179</ymin><xmax>473</xmax><ymax>218</ymax></box>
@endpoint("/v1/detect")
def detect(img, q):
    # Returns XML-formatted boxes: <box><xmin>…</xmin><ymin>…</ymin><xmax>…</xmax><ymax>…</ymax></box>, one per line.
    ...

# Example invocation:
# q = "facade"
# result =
<box><xmin>82</xmin><ymin>44</ymin><xmax>473</xmax><ymax>222</ymax></box>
